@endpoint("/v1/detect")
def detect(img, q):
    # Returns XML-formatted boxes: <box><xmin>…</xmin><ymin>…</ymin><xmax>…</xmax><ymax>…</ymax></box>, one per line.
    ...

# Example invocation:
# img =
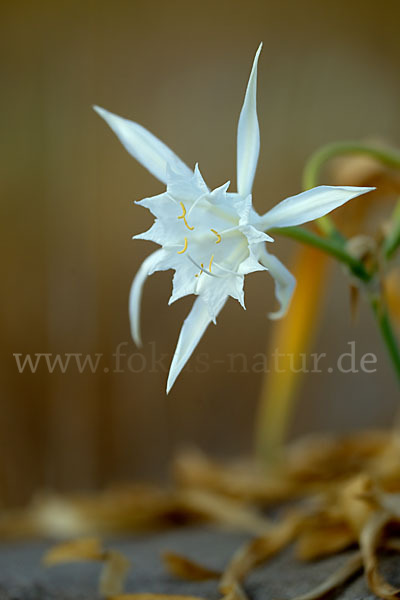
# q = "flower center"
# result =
<box><xmin>174</xmin><ymin>201</ymin><xmax>247</xmax><ymax>280</ymax></box>
<box><xmin>175</xmin><ymin>202</ymin><xmax>224</xmax><ymax>272</ymax></box>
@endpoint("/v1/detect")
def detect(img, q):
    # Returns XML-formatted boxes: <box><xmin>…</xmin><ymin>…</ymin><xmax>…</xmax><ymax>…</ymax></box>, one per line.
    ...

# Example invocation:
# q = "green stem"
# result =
<box><xmin>269</xmin><ymin>226</ymin><xmax>371</xmax><ymax>282</ymax></box>
<box><xmin>256</xmin><ymin>141</ymin><xmax>400</xmax><ymax>463</ymax></box>
<box><xmin>302</xmin><ymin>142</ymin><xmax>400</xmax><ymax>190</ymax></box>
<box><xmin>303</xmin><ymin>142</ymin><xmax>400</xmax><ymax>241</ymax></box>
<box><xmin>303</xmin><ymin>141</ymin><xmax>400</xmax><ymax>385</ymax></box>
<box><xmin>369</xmin><ymin>293</ymin><xmax>400</xmax><ymax>384</ymax></box>
<box><xmin>383</xmin><ymin>199</ymin><xmax>400</xmax><ymax>260</ymax></box>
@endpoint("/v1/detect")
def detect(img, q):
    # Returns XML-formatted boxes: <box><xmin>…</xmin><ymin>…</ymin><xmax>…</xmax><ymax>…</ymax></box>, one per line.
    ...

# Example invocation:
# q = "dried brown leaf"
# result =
<box><xmin>370</xmin><ymin>434</ymin><xmax>400</xmax><ymax>491</ymax></box>
<box><xmin>220</xmin><ymin>582</ymin><xmax>249</xmax><ymax>600</ymax></box>
<box><xmin>177</xmin><ymin>489</ymin><xmax>271</xmax><ymax>534</ymax></box>
<box><xmin>42</xmin><ymin>537</ymin><xmax>104</xmax><ymax>564</ymax></box>
<box><xmin>339</xmin><ymin>474</ymin><xmax>375</xmax><ymax>535</ymax></box>
<box><xmin>285</xmin><ymin>432</ymin><xmax>389</xmax><ymax>485</ymax></box>
<box><xmin>43</xmin><ymin>537</ymin><xmax>131</xmax><ymax>597</ymax></box>
<box><xmin>100</xmin><ymin>550</ymin><xmax>131</xmax><ymax>596</ymax></box>
<box><xmin>296</xmin><ymin>523</ymin><xmax>355</xmax><ymax>561</ymax></box>
<box><xmin>283</xmin><ymin>551</ymin><xmax>363</xmax><ymax>600</ymax></box>
<box><xmin>173</xmin><ymin>449</ymin><xmax>294</xmax><ymax>503</ymax></box>
<box><xmin>360</xmin><ymin>510</ymin><xmax>400</xmax><ymax>600</ymax></box>
<box><xmin>4</xmin><ymin>431</ymin><xmax>398</xmax><ymax>544</ymax></box>
<box><xmin>109</xmin><ymin>596</ymin><xmax>206</xmax><ymax>600</ymax></box>
<box><xmin>219</xmin><ymin>512</ymin><xmax>301</xmax><ymax>593</ymax></box>
<box><xmin>162</xmin><ymin>551</ymin><xmax>220</xmax><ymax>581</ymax></box>
<box><xmin>32</xmin><ymin>486</ymin><xmax>181</xmax><ymax>537</ymax></box>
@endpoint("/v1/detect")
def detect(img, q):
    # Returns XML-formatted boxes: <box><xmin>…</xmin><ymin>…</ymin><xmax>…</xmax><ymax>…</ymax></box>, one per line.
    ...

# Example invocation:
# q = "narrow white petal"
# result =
<box><xmin>199</xmin><ymin>275</ymin><xmax>243</xmax><ymax>320</ymax></box>
<box><xmin>94</xmin><ymin>105</ymin><xmax>192</xmax><ymax>184</ymax></box>
<box><xmin>239</xmin><ymin>224</ymin><xmax>273</xmax><ymax>244</ymax></box>
<box><xmin>258</xmin><ymin>185</ymin><xmax>375</xmax><ymax>230</ymax></box>
<box><xmin>166</xmin><ymin>162</ymin><xmax>210</xmax><ymax>198</ymax></box>
<box><xmin>168</xmin><ymin>259</ymin><xmax>198</xmax><ymax>305</ymax></box>
<box><xmin>236</xmin><ymin>44</ymin><xmax>262</xmax><ymax>198</ymax></box>
<box><xmin>260</xmin><ymin>249</ymin><xmax>296</xmax><ymax>319</ymax></box>
<box><xmin>237</xmin><ymin>252</ymin><xmax>266</xmax><ymax>275</ymax></box>
<box><xmin>129</xmin><ymin>249</ymin><xmax>167</xmax><ymax>347</ymax></box>
<box><xmin>166</xmin><ymin>296</ymin><xmax>227</xmax><ymax>393</ymax></box>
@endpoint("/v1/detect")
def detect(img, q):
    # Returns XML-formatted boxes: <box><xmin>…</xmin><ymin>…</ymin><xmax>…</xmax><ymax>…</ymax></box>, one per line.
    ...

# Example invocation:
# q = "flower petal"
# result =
<box><xmin>236</xmin><ymin>43</ymin><xmax>262</xmax><ymax>198</ymax></box>
<box><xmin>129</xmin><ymin>249</ymin><xmax>168</xmax><ymax>347</ymax></box>
<box><xmin>199</xmin><ymin>274</ymin><xmax>244</xmax><ymax>318</ymax></box>
<box><xmin>258</xmin><ymin>185</ymin><xmax>375</xmax><ymax>230</ymax></box>
<box><xmin>240</xmin><ymin>223</ymin><xmax>273</xmax><ymax>244</ymax></box>
<box><xmin>166</xmin><ymin>295</ymin><xmax>227</xmax><ymax>393</ymax></box>
<box><xmin>259</xmin><ymin>248</ymin><xmax>296</xmax><ymax>319</ymax></box>
<box><xmin>168</xmin><ymin>258</ymin><xmax>198</xmax><ymax>305</ymax></box>
<box><xmin>93</xmin><ymin>105</ymin><xmax>193</xmax><ymax>184</ymax></box>
<box><xmin>166</xmin><ymin>163</ymin><xmax>210</xmax><ymax>199</ymax></box>
<box><xmin>237</xmin><ymin>251</ymin><xmax>267</xmax><ymax>275</ymax></box>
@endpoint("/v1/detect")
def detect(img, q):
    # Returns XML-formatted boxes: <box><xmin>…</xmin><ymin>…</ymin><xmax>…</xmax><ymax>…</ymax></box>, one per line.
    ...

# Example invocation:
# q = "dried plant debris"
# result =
<box><xmin>219</xmin><ymin>512</ymin><xmax>303</xmax><ymax>593</ymax></box>
<box><xmin>173</xmin><ymin>448</ymin><xmax>296</xmax><ymax>502</ymax></box>
<box><xmin>176</xmin><ymin>488</ymin><xmax>272</xmax><ymax>534</ymax></box>
<box><xmin>109</xmin><ymin>584</ymin><xmax>249</xmax><ymax>600</ymax></box>
<box><xmin>43</xmin><ymin>537</ymin><xmax>130</xmax><ymax>596</ymax></box>
<box><xmin>285</xmin><ymin>551</ymin><xmax>364</xmax><ymax>600</ymax></box>
<box><xmin>7</xmin><ymin>430</ymin><xmax>400</xmax><ymax>599</ymax></box>
<box><xmin>109</xmin><ymin>596</ymin><xmax>206</xmax><ymax>600</ymax></box>
<box><xmin>0</xmin><ymin>485</ymin><xmax>271</xmax><ymax>541</ymax></box>
<box><xmin>0</xmin><ymin>485</ymin><xmax>182</xmax><ymax>539</ymax></box>
<box><xmin>174</xmin><ymin>432</ymin><xmax>400</xmax><ymax>503</ymax></box>
<box><xmin>43</xmin><ymin>536</ymin><xmax>105</xmax><ymax>564</ymax></box>
<box><xmin>162</xmin><ymin>551</ymin><xmax>220</xmax><ymax>581</ymax></box>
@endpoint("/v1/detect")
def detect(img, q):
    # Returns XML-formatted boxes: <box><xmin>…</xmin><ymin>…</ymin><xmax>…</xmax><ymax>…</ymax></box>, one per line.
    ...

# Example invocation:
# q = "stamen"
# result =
<box><xmin>178</xmin><ymin>202</ymin><xmax>194</xmax><ymax>231</ymax></box>
<box><xmin>195</xmin><ymin>263</ymin><xmax>204</xmax><ymax>278</ymax></box>
<box><xmin>187</xmin><ymin>194</ymin><xmax>204</xmax><ymax>217</ymax></box>
<box><xmin>208</xmin><ymin>254</ymin><xmax>214</xmax><ymax>272</ymax></box>
<box><xmin>187</xmin><ymin>255</ymin><xmax>220</xmax><ymax>278</ymax></box>
<box><xmin>177</xmin><ymin>237</ymin><xmax>188</xmax><ymax>254</ymax></box>
<box><xmin>210</xmin><ymin>229</ymin><xmax>221</xmax><ymax>243</ymax></box>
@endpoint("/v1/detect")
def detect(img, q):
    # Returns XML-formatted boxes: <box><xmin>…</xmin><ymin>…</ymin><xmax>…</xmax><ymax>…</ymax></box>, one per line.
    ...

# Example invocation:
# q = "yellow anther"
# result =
<box><xmin>208</xmin><ymin>255</ymin><xmax>214</xmax><ymax>272</ymax></box>
<box><xmin>177</xmin><ymin>237</ymin><xmax>188</xmax><ymax>254</ymax></box>
<box><xmin>195</xmin><ymin>263</ymin><xmax>204</xmax><ymax>278</ymax></box>
<box><xmin>178</xmin><ymin>202</ymin><xmax>194</xmax><ymax>231</ymax></box>
<box><xmin>210</xmin><ymin>229</ymin><xmax>221</xmax><ymax>243</ymax></box>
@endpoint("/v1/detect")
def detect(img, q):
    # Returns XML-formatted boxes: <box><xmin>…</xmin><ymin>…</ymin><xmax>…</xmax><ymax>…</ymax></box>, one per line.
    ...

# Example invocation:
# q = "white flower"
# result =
<box><xmin>94</xmin><ymin>44</ymin><xmax>373</xmax><ymax>392</ymax></box>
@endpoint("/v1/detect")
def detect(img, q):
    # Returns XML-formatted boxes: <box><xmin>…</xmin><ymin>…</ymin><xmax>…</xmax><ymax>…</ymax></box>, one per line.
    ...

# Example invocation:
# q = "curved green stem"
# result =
<box><xmin>383</xmin><ymin>199</ymin><xmax>400</xmax><ymax>260</ymax></box>
<box><xmin>303</xmin><ymin>142</ymin><xmax>400</xmax><ymax>241</ymax></box>
<box><xmin>269</xmin><ymin>226</ymin><xmax>371</xmax><ymax>282</ymax></box>
<box><xmin>256</xmin><ymin>141</ymin><xmax>400</xmax><ymax>463</ymax></box>
<box><xmin>369</xmin><ymin>293</ymin><xmax>400</xmax><ymax>384</ymax></box>
<box><xmin>302</xmin><ymin>142</ymin><xmax>400</xmax><ymax>190</ymax></box>
<box><xmin>302</xmin><ymin>141</ymin><xmax>400</xmax><ymax>385</ymax></box>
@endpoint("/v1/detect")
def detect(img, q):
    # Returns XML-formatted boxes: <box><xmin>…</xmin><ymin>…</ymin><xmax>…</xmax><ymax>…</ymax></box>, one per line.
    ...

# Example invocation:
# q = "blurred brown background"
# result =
<box><xmin>1</xmin><ymin>0</ymin><xmax>399</xmax><ymax>506</ymax></box>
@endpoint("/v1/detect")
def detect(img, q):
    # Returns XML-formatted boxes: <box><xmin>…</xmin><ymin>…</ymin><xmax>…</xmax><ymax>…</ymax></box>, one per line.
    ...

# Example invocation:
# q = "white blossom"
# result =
<box><xmin>94</xmin><ymin>44</ymin><xmax>373</xmax><ymax>392</ymax></box>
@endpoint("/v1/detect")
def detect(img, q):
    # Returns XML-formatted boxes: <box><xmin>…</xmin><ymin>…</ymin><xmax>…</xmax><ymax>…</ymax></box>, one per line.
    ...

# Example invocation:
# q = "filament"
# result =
<box><xmin>178</xmin><ymin>202</ymin><xmax>194</xmax><ymax>231</ymax></box>
<box><xmin>210</xmin><ymin>229</ymin><xmax>221</xmax><ymax>243</ymax></box>
<box><xmin>177</xmin><ymin>237</ymin><xmax>188</xmax><ymax>254</ymax></box>
<box><xmin>195</xmin><ymin>263</ymin><xmax>204</xmax><ymax>278</ymax></box>
<box><xmin>187</xmin><ymin>255</ymin><xmax>220</xmax><ymax>278</ymax></box>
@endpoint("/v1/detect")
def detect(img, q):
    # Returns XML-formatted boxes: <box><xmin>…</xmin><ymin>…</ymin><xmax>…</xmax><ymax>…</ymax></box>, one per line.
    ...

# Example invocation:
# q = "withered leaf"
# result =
<box><xmin>163</xmin><ymin>551</ymin><xmax>220</xmax><ymax>581</ymax></box>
